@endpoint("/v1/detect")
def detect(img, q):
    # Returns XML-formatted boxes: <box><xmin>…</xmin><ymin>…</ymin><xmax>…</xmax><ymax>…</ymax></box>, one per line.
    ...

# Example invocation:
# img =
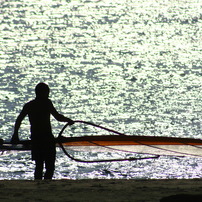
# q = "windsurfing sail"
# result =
<box><xmin>1</xmin><ymin>120</ymin><xmax>202</xmax><ymax>162</ymax></box>
<box><xmin>58</xmin><ymin>134</ymin><xmax>202</xmax><ymax>158</ymax></box>
<box><xmin>58</xmin><ymin>121</ymin><xmax>202</xmax><ymax>158</ymax></box>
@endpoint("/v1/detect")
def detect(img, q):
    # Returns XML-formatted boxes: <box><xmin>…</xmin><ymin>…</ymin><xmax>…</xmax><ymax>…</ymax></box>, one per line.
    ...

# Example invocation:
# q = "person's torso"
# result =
<box><xmin>25</xmin><ymin>99</ymin><xmax>54</xmax><ymax>141</ymax></box>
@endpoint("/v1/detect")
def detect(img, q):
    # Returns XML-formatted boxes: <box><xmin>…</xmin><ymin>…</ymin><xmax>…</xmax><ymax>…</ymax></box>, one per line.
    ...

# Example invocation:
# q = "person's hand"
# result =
<box><xmin>68</xmin><ymin>119</ymin><xmax>75</xmax><ymax>125</ymax></box>
<box><xmin>11</xmin><ymin>134</ymin><xmax>20</xmax><ymax>144</ymax></box>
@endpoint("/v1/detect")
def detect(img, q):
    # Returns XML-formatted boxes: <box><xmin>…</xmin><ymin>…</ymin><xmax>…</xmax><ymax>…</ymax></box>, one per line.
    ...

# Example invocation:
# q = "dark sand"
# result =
<box><xmin>0</xmin><ymin>179</ymin><xmax>201</xmax><ymax>202</ymax></box>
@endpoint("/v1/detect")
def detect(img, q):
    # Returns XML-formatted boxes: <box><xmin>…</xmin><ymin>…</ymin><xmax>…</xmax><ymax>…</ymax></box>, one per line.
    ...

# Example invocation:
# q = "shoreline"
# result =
<box><xmin>0</xmin><ymin>179</ymin><xmax>201</xmax><ymax>202</ymax></box>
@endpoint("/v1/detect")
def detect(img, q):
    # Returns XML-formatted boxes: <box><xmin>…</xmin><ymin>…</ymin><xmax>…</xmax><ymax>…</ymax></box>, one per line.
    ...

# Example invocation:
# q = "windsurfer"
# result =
<box><xmin>11</xmin><ymin>82</ymin><xmax>74</xmax><ymax>180</ymax></box>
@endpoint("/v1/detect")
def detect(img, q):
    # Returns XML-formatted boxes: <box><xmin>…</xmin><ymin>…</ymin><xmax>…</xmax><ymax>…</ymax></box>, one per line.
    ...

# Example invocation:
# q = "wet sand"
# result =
<box><xmin>0</xmin><ymin>179</ymin><xmax>201</xmax><ymax>202</ymax></box>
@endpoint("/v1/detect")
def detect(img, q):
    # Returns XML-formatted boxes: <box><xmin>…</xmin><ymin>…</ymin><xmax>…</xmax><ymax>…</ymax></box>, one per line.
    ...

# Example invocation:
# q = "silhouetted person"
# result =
<box><xmin>11</xmin><ymin>82</ymin><xmax>74</xmax><ymax>180</ymax></box>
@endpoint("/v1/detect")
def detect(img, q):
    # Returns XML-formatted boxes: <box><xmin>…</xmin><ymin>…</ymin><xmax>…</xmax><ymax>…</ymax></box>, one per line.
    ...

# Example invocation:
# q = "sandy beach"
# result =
<box><xmin>0</xmin><ymin>179</ymin><xmax>201</xmax><ymax>202</ymax></box>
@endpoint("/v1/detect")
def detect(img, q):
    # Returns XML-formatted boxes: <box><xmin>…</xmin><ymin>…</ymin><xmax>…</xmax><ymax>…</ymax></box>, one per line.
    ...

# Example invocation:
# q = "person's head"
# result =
<box><xmin>35</xmin><ymin>82</ymin><xmax>50</xmax><ymax>99</ymax></box>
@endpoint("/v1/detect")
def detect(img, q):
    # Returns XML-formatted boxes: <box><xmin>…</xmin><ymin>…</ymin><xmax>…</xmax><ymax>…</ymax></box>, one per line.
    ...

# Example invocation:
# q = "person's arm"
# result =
<box><xmin>50</xmin><ymin>101</ymin><xmax>74</xmax><ymax>125</ymax></box>
<box><xmin>11</xmin><ymin>105</ymin><xmax>28</xmax><ymax>143</ymax></box>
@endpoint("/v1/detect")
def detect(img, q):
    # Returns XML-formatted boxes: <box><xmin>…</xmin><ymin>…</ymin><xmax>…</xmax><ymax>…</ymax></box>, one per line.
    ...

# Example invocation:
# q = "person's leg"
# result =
<box><xmin>44</xmin><ymin>158</ymin><xmax>55</xmax><ymax>179</ymax></box>
<box><xmin>44</xmin><ymin>143</ymin><xmax>56</xmax><ymax>180</ymax></box>
<box><xmin>34</xmin><ymin>160</ymin><xmax>44</xmax><ymax>180</ymax></box>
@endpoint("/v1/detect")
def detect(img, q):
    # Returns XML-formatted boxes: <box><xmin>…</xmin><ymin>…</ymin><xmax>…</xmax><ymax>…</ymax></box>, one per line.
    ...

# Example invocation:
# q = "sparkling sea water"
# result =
<box><xmin>0</xmin><ymin>0</ymin><xmax>202</xmax><ymax>180</ymax></box>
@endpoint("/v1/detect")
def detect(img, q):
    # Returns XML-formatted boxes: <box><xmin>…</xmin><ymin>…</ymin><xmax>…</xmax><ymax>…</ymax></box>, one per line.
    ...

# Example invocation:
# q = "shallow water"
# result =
<box><xmin>0</xmin><ymin>0</ymin><xmax>202</xmax><ymax>180</ymax></box>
